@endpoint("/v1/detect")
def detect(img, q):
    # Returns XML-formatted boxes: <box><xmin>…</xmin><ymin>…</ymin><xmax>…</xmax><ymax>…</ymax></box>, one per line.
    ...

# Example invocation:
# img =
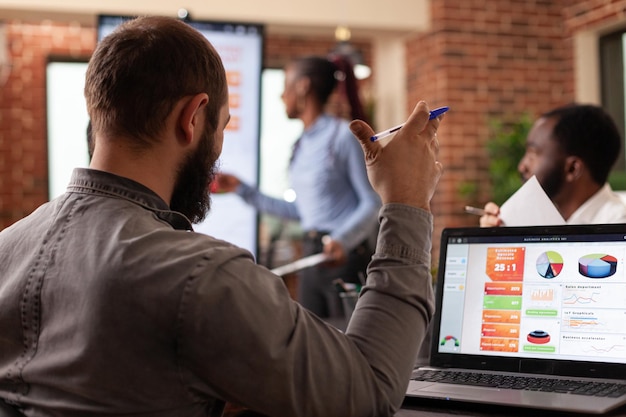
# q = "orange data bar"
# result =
<box><xmin>229</xmin><ymin>93</ymin><xmax>241</xmax><ymax>109</ymax></box>
<box><xmin>480</xmin><ymin>337</ymin><xmax>519</xmax><ymax>352</ymax></box>
<box><xmin>226</xmin><ymin>71</ymin><xmax>241</xmax><ymax>87</ymax></box>
<box><xmin>482</xmin><ymin>309</ymin><xmax>521</xmax><ymax>324</ymax></box>
<box><xmin>225</xmin><ymin>115</ymin><xmax>240</xmax><ymax>131</ymax></box>
<box><xmin>484</xmin><ymin>282</ymin><xmax>523</xmax><ymax>296</ymax></box>
<box><xmin>481</xmin><ymin>323</ymin><xmax>520</xmax><ymax>338</ymax></box>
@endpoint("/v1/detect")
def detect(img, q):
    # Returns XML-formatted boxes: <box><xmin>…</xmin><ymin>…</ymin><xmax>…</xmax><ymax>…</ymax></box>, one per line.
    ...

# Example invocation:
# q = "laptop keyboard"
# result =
<box><xmin>412</xmin><ymin>370</ymin><xmax>626</xmax><ymax>398</ymax></box>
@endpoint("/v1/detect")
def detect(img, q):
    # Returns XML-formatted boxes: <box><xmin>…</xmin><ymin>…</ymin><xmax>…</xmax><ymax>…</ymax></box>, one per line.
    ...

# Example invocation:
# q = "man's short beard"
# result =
<box><xmin>540</xmin><ymin>161</ymin><xmax>566</xmax><ymax>200</ymax></box>
<box><xmin>170</xmin><ymin>130</ymin><xmax>219</xmax><ymax>224</ymax></box>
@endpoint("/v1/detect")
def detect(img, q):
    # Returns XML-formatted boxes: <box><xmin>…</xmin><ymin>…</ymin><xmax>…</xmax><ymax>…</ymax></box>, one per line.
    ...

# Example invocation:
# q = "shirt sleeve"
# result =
<box><xmin>235</xmin><ymin>181</ymin><xmax>301</xmax><ymax>221</ymax></box>
<box><xmin>329</xmin><ymin>123</ymin><xmax>381</xmax><ymax>251</ymax></box>
<box><xmin>177</xmin><ymin>203</ymin><xmax>434</xmax><ymax>417</ymax></box>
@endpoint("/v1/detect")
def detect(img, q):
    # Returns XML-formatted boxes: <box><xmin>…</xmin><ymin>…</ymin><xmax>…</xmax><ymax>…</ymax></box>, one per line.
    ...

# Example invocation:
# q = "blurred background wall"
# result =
<box><xmin>1</xmin><ymin>0</ymin><xmax>625</xmax><ymax>263</ymax></box>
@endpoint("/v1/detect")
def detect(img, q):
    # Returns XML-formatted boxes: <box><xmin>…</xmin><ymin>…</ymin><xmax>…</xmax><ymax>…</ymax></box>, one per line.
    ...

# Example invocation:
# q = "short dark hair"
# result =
<box><xmin>85</xmin><ymin>16</ymin><xmax>227</xmax><ymax>147</ymax></box>
<box><xmin>542</xmin><ymin>104</ymin><xmax>622</xmax><ymax>185</ymax></box>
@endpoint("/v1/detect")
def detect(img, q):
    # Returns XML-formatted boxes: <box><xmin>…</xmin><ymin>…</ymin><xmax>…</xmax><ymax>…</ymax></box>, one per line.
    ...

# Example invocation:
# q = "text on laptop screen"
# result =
<box><xmin>437</xmin><ymin>229</ymin><xmax>626</xmax><ymax>364</ymax></box>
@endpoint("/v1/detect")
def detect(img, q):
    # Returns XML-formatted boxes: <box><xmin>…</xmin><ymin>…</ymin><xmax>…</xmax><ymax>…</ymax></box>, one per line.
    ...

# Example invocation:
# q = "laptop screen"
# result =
<box><xmin>431</xmin><ymin>224</ymin><xmax>626</xmax><ymax>376</ymax></box>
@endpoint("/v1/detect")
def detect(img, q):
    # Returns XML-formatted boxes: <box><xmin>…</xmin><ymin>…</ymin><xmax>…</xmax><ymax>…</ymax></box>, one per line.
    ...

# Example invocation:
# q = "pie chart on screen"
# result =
<box><xmin>536</xmin><ymin>251</ymin><xmax>563</xmax><ymax>279</ymax></box>
<box><xmin>578</xmin><ymin>254</ymin><xmax>617</xmax><ymax>278</ymax></box>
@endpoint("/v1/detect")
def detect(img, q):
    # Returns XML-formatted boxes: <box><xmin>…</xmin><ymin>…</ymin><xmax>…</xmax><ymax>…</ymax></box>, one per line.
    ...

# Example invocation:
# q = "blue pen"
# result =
<box><xmin>370</xmin><ymin>106</ymin><xmax>449</xmax><ymax>142</ymax></box>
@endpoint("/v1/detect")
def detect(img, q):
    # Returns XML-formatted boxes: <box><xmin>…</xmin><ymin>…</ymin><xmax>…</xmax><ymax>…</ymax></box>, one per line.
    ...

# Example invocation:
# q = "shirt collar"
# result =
<box><xmin>302</xmin><ymin>114</ymin><xmax>333</xmax><ymax>138</ymax></box>
<box><xmin>66</xmin><ymin>168</ymin><xmax>193</xmax><ymax>231</ymax></box>
<box><xmin>566</xmin><ymin>183</ymin><xmax>612</xmax><ymax>224</ymax></box>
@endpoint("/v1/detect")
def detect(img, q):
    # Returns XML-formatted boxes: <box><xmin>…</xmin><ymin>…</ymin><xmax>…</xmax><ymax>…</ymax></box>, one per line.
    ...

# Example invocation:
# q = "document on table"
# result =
<box><xmin>499</xmin><ymin>175</ymin><xmax>565</xmax><ymax>226</ymax></box>
<box><xmin>270</xmin><ymin>253</ymin><xmax>328</xmax><ymax>276</ymax></box>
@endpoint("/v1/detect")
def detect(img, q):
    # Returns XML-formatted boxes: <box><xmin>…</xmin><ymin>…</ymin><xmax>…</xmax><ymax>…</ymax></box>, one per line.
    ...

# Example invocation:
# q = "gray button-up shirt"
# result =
<box><xmin>0</xmin><ymin>168</ymin><xmax>434</xmax><ymax>417</ymax></box>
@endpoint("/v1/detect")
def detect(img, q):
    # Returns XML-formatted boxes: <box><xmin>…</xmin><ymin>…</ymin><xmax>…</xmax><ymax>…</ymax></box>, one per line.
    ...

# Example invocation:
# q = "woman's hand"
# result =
<box><xmin>211</xmin><ymin>173</ymin><xmax>241</xmax><ymax>193</ymax></box>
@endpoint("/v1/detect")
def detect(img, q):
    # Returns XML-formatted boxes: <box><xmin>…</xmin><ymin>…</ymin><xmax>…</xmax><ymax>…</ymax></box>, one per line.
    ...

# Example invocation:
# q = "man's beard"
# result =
<box><xmin>538</xmin><ymin>161</ymin><xmax>566</xmax><ymax>200</ymax></box>
<box><xmin>170</xmin><ymin>129</ymin><xmax>219</xmax><ymax>224</ymax></box>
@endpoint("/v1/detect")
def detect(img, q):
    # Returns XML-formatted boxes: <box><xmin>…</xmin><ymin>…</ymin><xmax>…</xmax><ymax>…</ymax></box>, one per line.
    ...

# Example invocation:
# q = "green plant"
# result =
<box><xmin>608</xmin><ymin>171</ymin><xmax>626</xmax><ymax>191</ymax></box>
<box><xmin>457</xmin><ymin>180</ymin><xmax>479</xmax><ymax>203</ymax></box>
<box><xmin>486</xmin><ymin>114</ymin><xmax>532</xmax><ymax>205</ymax></box>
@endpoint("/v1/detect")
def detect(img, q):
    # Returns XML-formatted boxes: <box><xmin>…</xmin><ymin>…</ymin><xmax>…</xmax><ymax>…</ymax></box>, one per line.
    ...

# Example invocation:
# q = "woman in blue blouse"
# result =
<box><xmin>216</xmin><ymin>55</ymin><xmax>380</xmax><ymax>318</ymax></box>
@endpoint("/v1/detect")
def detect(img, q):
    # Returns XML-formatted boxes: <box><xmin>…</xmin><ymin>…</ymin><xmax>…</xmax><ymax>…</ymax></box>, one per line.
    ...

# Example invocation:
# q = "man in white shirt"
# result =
<box><xmin>480</xmin><ymin>104</ymin><xmax>626</xmax><ymax>226</ymax></box>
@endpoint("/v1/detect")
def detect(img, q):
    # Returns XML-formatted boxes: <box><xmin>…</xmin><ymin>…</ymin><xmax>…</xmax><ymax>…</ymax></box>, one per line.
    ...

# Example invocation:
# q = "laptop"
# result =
<box><xmin>407</xmin><ymin>223</ymin><xmax>626</xmax><ymax>414</ymax></box>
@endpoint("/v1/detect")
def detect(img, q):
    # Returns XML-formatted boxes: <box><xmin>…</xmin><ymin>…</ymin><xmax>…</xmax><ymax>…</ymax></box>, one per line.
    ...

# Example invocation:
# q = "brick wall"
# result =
<box><xmin>407</xmin><ymin>0</ymin><xmax>574</xmax><ymax>259</ymax></box>
<box><xmin>565</xmin><ymin>0</ymin><xmax>626</xmax><ymax>32</ymax></box>
<box><xmin>0</xmin><ymin>22</ymin><xmax>95</xmax><ymax>228</ymax></box>
<box><xmin>265</xmin><ymin>33</ymin><xmax>371</xmax><ymax>69</ymax></box>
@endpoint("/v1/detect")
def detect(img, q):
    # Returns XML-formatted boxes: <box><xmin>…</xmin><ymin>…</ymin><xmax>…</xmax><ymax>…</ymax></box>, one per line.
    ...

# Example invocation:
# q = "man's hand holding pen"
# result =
<box><xmin>350</xmin><ymin>101</ymin><xmax>444</xmax><ymax>212</ymax></box>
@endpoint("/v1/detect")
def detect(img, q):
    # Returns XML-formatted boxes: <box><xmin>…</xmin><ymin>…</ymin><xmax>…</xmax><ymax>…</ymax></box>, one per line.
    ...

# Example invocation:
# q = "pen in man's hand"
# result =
<box><xmin>464</xmin><ymin>205</ymin><xmax>486</xmax><ymax>216</ymax></box>
<box><xmin>370</xmin><ymin>106</ymin><xmax>450</xmax><ymax>142</ymax></box>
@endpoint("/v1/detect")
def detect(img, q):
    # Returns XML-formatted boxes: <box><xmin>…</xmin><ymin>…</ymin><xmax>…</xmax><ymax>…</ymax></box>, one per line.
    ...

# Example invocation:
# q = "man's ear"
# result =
<box><xmin>179</xmin><ymin>93</ymin><xmax>209</xmax><ymax>144</ymax></box>
<box><xmin>565</xmin><ymin>156</ymin><xmax>583</xmax><ymax>181</ymax></box>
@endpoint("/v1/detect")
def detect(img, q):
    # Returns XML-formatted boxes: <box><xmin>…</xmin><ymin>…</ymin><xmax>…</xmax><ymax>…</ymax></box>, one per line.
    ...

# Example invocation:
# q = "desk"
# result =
<box><xmin>228</xmin><ymin>400</ymin><xmax>626</xmax><ymax>417</ymax></box>
<box><xmin>227</xmin><ymin>399</ymin><xmax>626</xmax><ymax>416</ymax></box>
<box><xmin>397</xmin><ymin>397</ymin><xmax>626</xmax><ymax>416</ymax></box>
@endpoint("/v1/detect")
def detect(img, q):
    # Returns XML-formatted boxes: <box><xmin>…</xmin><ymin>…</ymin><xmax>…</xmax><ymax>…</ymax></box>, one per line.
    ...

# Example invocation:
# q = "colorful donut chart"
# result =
<box><xmin>527</xmin><ymin>330</ymin><xmax>550</xmax><ymax>344</ymax></box>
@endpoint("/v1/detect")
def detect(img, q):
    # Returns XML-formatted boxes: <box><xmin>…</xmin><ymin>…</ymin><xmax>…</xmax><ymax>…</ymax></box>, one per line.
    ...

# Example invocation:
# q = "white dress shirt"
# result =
<box><xmin>567</xmin><ymin>183</ymin><xmax>626</xmax><ymax>224</ymax></box>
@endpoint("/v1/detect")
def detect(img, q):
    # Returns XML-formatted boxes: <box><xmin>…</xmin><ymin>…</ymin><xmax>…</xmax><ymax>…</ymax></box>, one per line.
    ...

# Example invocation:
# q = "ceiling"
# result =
<box><xmin>0</xmin><ymin>0</ymin><xmax>430</xmax><ymax>39</ymax></box>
